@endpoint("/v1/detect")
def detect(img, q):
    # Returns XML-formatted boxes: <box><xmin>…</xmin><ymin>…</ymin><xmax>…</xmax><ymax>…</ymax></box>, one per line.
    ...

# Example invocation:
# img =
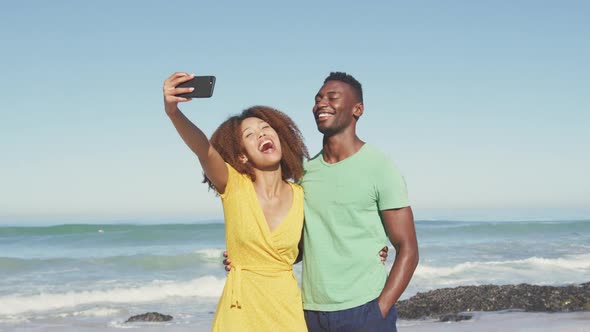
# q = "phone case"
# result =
<box><xmin>176</xmin><ymin>76</ymin><xmax>216</xmax><ymax>98</ymax></box>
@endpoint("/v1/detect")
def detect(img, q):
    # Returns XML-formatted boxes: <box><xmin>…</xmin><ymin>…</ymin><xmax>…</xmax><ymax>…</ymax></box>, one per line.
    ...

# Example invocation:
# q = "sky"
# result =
<box><xmin>1</xmin><ymin>1</ymin><xmax>589</xmax><ymax>223</ymax></box>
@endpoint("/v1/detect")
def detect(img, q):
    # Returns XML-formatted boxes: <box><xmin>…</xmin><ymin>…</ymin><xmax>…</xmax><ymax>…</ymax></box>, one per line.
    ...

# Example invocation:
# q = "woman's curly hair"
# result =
<box><xmin>204</xmin><ymin>105</ymin><xmax>309</xmax><ymax>191</ymax></box>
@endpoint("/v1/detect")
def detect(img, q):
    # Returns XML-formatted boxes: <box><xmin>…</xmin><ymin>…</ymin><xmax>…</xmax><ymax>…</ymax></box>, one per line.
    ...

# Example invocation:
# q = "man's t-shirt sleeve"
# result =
<box><xmin>376</xmin><ymin>159</ymin><xmax>410</xmax><ymax>211</ymax></box>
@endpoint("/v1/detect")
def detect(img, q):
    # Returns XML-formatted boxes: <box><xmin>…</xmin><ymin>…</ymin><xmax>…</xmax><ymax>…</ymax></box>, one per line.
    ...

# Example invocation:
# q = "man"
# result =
<box><xmin>226</xmin><ymin>72</ymin><xmax>418</xmax><ymax>331</ymax></box>
<box><xmin>300</xmin><ymin>72</ymin><xmax>418</xmax><ymax>331</ymax></box>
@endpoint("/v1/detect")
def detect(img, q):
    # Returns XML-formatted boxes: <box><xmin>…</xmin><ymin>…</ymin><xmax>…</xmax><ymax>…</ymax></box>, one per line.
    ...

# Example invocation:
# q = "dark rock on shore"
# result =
<box><xmin>396</xmin><ymin>281</ymin><xmax>590</xmax><ymax>320</ymax></box>
<box><xmin>125</xmin><ymin>312</ymin><xmax>173</xmax><ymax>323</ymax></box>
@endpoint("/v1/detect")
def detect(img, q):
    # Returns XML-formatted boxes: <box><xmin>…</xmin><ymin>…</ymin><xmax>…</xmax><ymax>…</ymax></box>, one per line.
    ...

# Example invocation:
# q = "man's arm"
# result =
<box><xmin>294</xmin><ymin>229</ymin><xmax>304</xmax><ymax>264</ymax></box>
<box><xmin>377</xmin><ymin>206</ymin><xmax>419</xmax><ymax>318</ymax></box>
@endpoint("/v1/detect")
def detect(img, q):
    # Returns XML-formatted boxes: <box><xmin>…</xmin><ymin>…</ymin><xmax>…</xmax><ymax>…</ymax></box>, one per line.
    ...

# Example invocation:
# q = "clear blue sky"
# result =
<box><xmin>1</xmin><ymin>1</ymin><xmax>589</xmax><ymax>223</ymax></box>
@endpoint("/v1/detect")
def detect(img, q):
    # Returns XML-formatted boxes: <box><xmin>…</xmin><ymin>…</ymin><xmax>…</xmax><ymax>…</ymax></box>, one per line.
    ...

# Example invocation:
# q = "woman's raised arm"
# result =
<box><xmin>163</xmin><ymin>72</ymin><xmax>228</xmax><ymax>193</ymax></box>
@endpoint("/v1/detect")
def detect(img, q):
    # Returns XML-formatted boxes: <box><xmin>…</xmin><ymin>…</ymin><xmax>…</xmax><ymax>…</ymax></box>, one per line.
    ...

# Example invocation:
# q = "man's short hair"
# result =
<box><xmin>324</xmin><ymin>72</ymin><xmax>363</xmax><ymax>103</ymax></box>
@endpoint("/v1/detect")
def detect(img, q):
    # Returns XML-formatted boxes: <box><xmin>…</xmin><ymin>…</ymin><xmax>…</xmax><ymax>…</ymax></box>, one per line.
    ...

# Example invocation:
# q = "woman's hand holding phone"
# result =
<box><xmin>162</xmin><ymin>72</ymin><xmax>195</xmax><ymax>115</ymax></box>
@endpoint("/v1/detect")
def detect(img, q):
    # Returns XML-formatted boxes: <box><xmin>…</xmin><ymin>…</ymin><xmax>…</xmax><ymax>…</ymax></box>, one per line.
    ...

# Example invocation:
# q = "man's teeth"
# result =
<box><xmin>318</xmin><ymin>113</ymin><xmax>332</xmax><ymax>118</ymax></box>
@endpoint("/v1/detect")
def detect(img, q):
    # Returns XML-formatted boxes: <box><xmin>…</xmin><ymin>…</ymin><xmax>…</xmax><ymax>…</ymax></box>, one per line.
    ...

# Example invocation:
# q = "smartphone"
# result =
<box><xmin>176</xmin><ymin>75</ymin><xmax>216</xmax><ymax>98</ymax></box>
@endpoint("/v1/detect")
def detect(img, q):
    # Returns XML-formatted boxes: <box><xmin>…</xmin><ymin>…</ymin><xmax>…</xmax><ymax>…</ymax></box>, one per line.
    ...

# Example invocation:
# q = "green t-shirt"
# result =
<box><xmin>301</xmin><ymin>144</ymin><xmax>409</xmax><ymax>311</ymax></box>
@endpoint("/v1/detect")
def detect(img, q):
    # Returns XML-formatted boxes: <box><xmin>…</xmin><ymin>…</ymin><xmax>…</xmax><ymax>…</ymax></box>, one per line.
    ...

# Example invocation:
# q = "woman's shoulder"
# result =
<box><xmin>289</xmin><ymin>181</ymin><xmax>304</xmax><ymax>195</ymax></box>
<box><xmin>219</xmin><ymin>163</ymin><xmax>252</xmax><ymax>198</ymax></box>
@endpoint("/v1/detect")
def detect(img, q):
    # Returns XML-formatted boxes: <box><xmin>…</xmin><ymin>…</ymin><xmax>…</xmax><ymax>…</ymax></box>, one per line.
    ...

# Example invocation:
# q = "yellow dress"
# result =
<box><xmin>211</xmin><ymin>164</ymin><xmax>307</xmax><ymax>332</ymax></box>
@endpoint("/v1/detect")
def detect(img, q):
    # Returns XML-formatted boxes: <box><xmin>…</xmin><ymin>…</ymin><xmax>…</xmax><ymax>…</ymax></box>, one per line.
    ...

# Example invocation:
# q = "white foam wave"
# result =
<box><xmin>57</xmin><ymin>307</ymin><xmax>123</xmax><ymax>318</ymax></box>
<box><xmin>402</xmin><ymin>253</ymin><xmax>590</xmax><ymax>297</ymax></box>
<box><xmin>195</xmin><ymin>248</ymin><xmax>225</xmax><ymax>260</ymax></box>
<box><xmin>415</xmin><ymin>253</ymin><xmax>590</xmax><ymax>279</ymax></box>
<box><xmin>0</xmin><ymin>315</ymin><xmax>30</xmax><ymax>324</ymax></box>
<box><xmin>0</xmin><ymin>276</ymin><xmax>225</xmax><ymax>316</ymax></box>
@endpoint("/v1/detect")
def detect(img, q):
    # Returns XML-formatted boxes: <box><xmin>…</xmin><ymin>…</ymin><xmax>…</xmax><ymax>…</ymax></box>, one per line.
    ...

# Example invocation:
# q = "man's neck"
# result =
<box><xmin>322</xmin><ymin>132</ymin><xmax>365</xmax><ymax>164</ymax></box>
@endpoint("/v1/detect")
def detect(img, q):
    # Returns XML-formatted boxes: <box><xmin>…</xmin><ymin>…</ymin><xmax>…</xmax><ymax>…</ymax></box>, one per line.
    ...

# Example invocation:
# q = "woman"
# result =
<box><xmin>163</xmin><ymin>72</ymin><xmax>309</xmax><ymax>331</ymax></box>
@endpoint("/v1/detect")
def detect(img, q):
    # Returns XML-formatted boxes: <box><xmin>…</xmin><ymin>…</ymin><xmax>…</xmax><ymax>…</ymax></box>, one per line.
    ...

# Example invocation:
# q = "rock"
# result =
<box><xmin>396</xmin><ymin>281</ymin><xmax>590</xmax><ymax>320</ymax></box>
<box><xmin>125</xmin><ymin>312</ymin><xmax>173</xmax><ymax>323</ymax></box>
<box><xmin>439</xmin><ymin>313</ymin><xmax>473</xmax><ymax>322</ymax></box>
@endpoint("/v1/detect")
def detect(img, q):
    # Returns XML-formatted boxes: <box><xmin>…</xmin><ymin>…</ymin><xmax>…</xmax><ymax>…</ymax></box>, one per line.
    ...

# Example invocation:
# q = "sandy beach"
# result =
<box><xmin>2</xmin><ymin>311</ymin><xmax>589</xmax><ymax>332</ymax></box>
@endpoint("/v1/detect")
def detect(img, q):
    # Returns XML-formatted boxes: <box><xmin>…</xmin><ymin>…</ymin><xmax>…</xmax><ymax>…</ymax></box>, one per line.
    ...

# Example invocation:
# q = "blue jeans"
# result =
<box><xmin>304</xmin><ymin>298</ymin><xmax>398</xmax><ymax>332</ymax></box>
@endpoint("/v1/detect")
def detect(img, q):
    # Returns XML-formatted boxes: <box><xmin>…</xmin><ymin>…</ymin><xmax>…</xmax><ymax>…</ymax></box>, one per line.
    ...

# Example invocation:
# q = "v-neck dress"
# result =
<box><xmin>211</xmin><ymin>164</ymin><xmax>307</xmax><ymax>332</ymax></box>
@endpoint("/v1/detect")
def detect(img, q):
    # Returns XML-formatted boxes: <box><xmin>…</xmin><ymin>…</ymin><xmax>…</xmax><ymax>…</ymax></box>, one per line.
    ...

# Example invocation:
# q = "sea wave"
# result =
<box><xmin>407</xmin><ymin>253</ymin><xmax>590</xmax><ymax>291</ymax></box>
<box><xmin>0</xmin><ymin>250</ymin><xmax>227</xmax><ymax>273</ymax></box>
<box><xmin>0</xmin><ymin>276</ymin><xmax>225</xmax><ymax>316</ymax></box>
<box><xmin>416</xmin><ymin>219</ymin><xmax>590</xmax><ymax>236</ymax></box>
<box><xmin>195</xmin><ymin>248</ymin><xmax>226</xmax><ymax>260</ymax></box>
<box><xmin>57</xmin><ymin>307</ymin><xmax>123</xmax><ymax>318</ymax></box>
<box><xmin>0</xmin><ymin>223</ymin><xmax>224</xmax><ymax>236</ymax></box>
<box><xmin>0</xmin><ymin>223</ymin><xmax>225</xmax><ymax>251</ymax></box>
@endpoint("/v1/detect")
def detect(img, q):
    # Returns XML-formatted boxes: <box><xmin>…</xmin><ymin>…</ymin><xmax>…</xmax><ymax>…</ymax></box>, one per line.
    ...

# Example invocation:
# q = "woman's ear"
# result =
<box><xmin>238</xmin><ymin>154</ymin><xmax>248</xmax><ymax>164</ymax></box>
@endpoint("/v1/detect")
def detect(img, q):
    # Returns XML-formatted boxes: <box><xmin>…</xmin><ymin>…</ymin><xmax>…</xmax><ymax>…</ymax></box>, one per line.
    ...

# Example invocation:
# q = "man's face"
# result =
<box><xmin>313</xmin><ymin>80</ymin><xmax>360</xmax><ymax>135</ymax></box>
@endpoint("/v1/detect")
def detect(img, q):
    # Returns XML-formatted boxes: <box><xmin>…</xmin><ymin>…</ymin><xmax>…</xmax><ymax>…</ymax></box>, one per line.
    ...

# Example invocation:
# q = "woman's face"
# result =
<box><xmin>239</xmin><ymin>117</ymin><xmax>282</xmax><ymax>169</ymax></box>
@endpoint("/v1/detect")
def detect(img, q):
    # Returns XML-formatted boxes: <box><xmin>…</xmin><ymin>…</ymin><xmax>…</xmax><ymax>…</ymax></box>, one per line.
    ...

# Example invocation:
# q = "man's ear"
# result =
<box><xmin>353</xmin><ymin>103</ymin><xmax>364</xmax><ymax>120</ymax></box>
<box><xmin>238</xmin><ymin>154</ymin><xmax>248</xmax><ymax>164</ymax></box>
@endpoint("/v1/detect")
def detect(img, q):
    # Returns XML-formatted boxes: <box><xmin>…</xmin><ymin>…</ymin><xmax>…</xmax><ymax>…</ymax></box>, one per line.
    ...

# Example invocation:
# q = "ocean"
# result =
<box><xmin>1</xmin><ymin>219</ymin><xmax>589</xmax><ymax>331</ymax></box>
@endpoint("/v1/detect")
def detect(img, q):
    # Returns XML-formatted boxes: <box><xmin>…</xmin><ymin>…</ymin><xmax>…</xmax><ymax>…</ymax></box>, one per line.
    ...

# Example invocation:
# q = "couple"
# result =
<box><xmin>163</xmin><ymin>72</ymin><xmax>419</xmax><ymax>332</ymax></box>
